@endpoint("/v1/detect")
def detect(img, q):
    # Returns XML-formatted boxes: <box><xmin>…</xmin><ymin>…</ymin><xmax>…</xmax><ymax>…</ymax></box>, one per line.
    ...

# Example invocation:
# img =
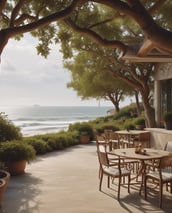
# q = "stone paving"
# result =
<box><xmin>0</xmin><ymin>142</ymin><xmax>172</xmax><ymax>213</ymax></box>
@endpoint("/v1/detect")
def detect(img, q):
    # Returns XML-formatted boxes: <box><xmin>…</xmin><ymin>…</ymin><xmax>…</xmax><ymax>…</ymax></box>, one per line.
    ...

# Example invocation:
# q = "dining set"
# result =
<box><xmin>96</xmin><ymin>129</ymin><xmax>172</xmax><ymax>209</ymax></box>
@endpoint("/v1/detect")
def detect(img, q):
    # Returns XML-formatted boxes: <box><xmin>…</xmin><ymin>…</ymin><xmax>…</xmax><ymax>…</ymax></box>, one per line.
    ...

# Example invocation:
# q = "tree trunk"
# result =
<box><xmin>141</xmin><ymin>94</ymin><xmax>156</xmax><ymax>128</ymax></box>
<box><xmin>134</xmin><ymin>90</ymin><xmax>141</xmax><ymax>116</ymax></box>
<box><xmin>108</xmin><ymin>94</ymin><xmax>120</xmax><ymax>112</ymax></box>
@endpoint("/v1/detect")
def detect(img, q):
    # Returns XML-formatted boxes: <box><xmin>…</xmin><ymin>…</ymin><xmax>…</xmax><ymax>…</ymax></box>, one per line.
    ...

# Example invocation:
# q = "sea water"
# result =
<box><xmin>0</xmin><ymin>106</ymin><xmax>111</xmax><ymax>136</ymax></box>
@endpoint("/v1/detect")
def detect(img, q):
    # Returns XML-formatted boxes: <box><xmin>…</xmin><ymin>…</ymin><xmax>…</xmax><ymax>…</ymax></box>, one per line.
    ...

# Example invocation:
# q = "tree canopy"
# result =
<box><xmin>0</xmin><ymin>0</ymin><xmax>171</xmax><ymax>127</ymax></box>
<box><xmin>58</xmin><ymin>18</ymin><xmax>155</xmax><ymax>127</ymax></box>
<box><xmin>0</xmin><ymin>0</ymin><xmax>171</xmax><ymax>59</ymax></box>
<box><xmin>65</xmin><ymin>51</ymin><xmax>134</xmax><ymax>112</ymax></box>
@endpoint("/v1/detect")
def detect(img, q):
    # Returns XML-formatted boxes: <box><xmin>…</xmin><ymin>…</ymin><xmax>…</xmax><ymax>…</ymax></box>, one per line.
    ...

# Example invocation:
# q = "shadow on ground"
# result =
<box><xmin>0</xmin><ymin>174</ymin><xmax>42</xmax><ymax>213</ymax></box>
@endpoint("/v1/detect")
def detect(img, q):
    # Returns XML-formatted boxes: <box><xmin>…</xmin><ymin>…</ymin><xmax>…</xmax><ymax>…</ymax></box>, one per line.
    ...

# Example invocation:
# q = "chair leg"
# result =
<box><xmin>144</xmin><ymin>176</ymin><xmax>147</xmax><ymax>200</ymax></box>
<box><xmin>159</xmin><ymin>182</ymin><xmax>163</xmax><ymax>209</ymax></box>
<box><xmin>118</xmin><ymin>176</ymin><xmax>121</xmax><ymax>200</ymax></box>
<box><xmin>99</xmin><ymin>166</ymin><xmax>102</xmax><ymax>179</ymax></box>
<box><xmin>170</xmin><ymin>182</ymin><xmax>172</xmax><ymax>193</ymax></box>
<box><xmin>107</xmin><ymin>176</ymin><xmax>110</xmax><ymax>188</ymax></box>
<box><xmin>99</xmin><ymin>172</ymin><xmax>103</xmax><ymax>191</ymax></box>
<box><xmin>128</xmin><ymin>174</ymin><xmax>130</xmax><ymax>194</ymax></box>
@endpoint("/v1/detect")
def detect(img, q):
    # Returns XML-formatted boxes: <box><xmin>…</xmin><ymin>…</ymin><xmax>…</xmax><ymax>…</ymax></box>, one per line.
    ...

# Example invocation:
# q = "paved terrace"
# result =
<box><xmin>1</xmin><ymin>142</ymin><xmax>172</xmax><ymax>213</ymax></box>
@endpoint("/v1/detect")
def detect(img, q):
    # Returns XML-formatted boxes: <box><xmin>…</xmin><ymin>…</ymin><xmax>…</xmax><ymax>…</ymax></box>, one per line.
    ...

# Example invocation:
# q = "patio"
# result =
<box><xmin>1</xmin><ymin>142</ymin><xmax>172</xmax><ymax>213</ymax></box>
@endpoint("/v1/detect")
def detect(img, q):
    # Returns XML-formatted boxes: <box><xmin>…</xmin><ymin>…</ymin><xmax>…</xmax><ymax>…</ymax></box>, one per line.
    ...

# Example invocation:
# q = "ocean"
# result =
<box><xmin>0</xmin><ymin>106</ymin><xmax>111</xmax><ymax>136</ymax></box>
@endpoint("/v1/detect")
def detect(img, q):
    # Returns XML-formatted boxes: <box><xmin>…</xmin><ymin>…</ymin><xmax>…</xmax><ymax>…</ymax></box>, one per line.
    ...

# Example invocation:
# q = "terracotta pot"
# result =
<box><xmin>80</xmin><ymin>135</ymin><xmax>90</xmax><ymax>144</ymax></box>
<box><xmin>0</xmin><ymin>179</ymin><xmax>6</xmax><ymax>205</ymax></box>
<box><xmin>0</xmin><ymin>170</ymin><xmax>10</xmax><ymax>192</ymax></box>
<box><xmin>5</xmin><ymin>160</ymin><xmax>27</xmax><ymax>176</ymax></box>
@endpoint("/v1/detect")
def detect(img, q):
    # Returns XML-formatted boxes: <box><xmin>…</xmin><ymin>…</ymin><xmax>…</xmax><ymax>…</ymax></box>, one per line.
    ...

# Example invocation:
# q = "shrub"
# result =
<box><xmin>0</xmin><ymin>141</ymin><xmax>36</xmax><ymax>163</ymax></box>
<box><xmin>68</xmin><ymin>122</ymin><xmax>94</xmax><ymax>139</ymax></box>
<box><xmin>0</xmin><ymin>112</ymin><xmax>22</xmax><ymax>142</ymax></box>
<box><xmin>24</xmin><ymin>138</ymin><xmax>50</xmax><ymax>154</ymax></box>
<box><xmin>113</xmin><ymin>107</ymin><xmax>134</xmax><ymax>120</ymax></box>
<box><xmin>134</xmin><ymin>117</ymin><xmax>145</xmax><ymax>125</ymax></box>
<box><xmin>123</xmin><ymin>123</ymin><xmax>135</xmax><ymax>130</ymax></box>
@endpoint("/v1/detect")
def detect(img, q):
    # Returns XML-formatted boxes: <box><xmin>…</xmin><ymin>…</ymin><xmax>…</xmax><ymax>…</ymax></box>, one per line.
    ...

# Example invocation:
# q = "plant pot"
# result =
<box><xmin>80</xmin><ymin>135</ymin><xmax>90</xmax><ymax>144</ymax></box>
<box><xmin>0</xmin><ymin>179</ymin><xmax>6</xmax><ymax>206</ymax></box>
<box><xmin>0</xmin><ymin>170</ymin><xmax>10</xmax><ymax>193</ymax></box>
<box><xmin>164</xmin><ymin>122</ymin><xmax>172</xmax><ymax>130</ymax></box>
<box><xmin>4</xmin><ymin>160</ymin><xmax>27</xmax><ymax>176</ymax></box>
<box><xmin>136</xmin><ymin>125</ymin><xmax>145</xmax><ymax>130</ymax></box>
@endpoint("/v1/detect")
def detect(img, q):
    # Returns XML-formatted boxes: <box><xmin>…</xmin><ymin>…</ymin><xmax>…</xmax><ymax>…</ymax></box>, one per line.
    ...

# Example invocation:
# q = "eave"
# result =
<box><xmin>122</xmin><ymin>39</ymin><xmax>172</xmax><ymax>63</ymax></box>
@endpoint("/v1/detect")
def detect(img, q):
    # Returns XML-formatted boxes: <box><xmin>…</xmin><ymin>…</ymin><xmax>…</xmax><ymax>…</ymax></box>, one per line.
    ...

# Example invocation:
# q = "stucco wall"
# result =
<box><xmin>155</xmin><ymin>63</ymin><xmax>172</xmax><ymax>80</ymax></box>
<box><xmin>146</xmin><ymin>128</ymin><xmax>172</xmax><ymax>149</ymax></box>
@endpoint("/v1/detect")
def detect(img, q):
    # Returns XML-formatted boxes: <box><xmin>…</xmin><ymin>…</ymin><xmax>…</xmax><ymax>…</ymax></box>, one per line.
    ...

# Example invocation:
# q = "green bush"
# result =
<box><xmin>113</xmin><ymin>107</ymin><xmax>134</xmax><ymax>120</ymax></box>
<box><xmin>68</xmin><ymin>122</ymin><xmax>94</xmax><ymax>139</ymax></box>
<box><xmin>24</xmin><ymin>138</ymin><xmax>50</xmax><ymax>154</ymax></box>
<box><xmin>0</xmin><ymin>112</ymin><xmax>22</xmax><ymax>142</ymax></box>
<box><xmin>123</xmin><ymin>123</ymin><xmax>135</xmax><ymax>130</ymax></box>
<box><xmin>0</xmin><ymin>141</ymin><xmax>36</xmax><ymax>163</ymax></box>
<box><xmin>134</xmin><ymin>117</ymin><xmax>145</xmax><ymax>125</ymax></box>
<box><xmin>32</xmin><ymin>131</ymin><xmax>80</xmax><ymax>152</ymax></box>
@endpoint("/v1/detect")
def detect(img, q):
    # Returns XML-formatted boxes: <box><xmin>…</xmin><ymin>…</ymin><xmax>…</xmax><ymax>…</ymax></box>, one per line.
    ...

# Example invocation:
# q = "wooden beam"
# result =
<box><xmin>138</xmin><ymin>39</ymin><xmax>154</xmax><ymax>57</ymax></box>
<box><xmin>122</xmin><ymin>54</ymin><xmax>172</xmax><ymax>63</ymax></box>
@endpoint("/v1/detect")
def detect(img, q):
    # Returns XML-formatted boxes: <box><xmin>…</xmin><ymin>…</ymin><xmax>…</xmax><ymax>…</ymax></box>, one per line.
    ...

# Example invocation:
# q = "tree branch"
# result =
<box><xmin>10</xmin><ymin>0</ymin><xmax>26</xmax><ymax>27</ymax></box>
<box><xmin>148</xmin><ymin>0</ymin><xmax>167</xmax><ymax>14</ymax></box>
<box><xmin>0</xmin><ymin>0</ymin><xmax>6</xmax><ymax>15</ymax></box>
<box><xmin>65</xmin><ymin>18</ymin><xmax>127</xmax><ymax>53</ymax></box>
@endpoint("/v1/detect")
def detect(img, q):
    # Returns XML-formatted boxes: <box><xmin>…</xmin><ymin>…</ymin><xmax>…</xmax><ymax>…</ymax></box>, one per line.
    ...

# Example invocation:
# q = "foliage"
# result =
<box><xmin>0</xmin><ymin>1</ymin><xmax>171</xmax><ymax>58</ymax></box>
<box><xmin>68</xmin><ymin>122</ymin><xmax>94</xmax><ymax>139</ymax></box>
<box><xmin>30</xmin><ymin>131</ymin><xmax>80</xmax><ymax>152</ymax></box>
<box><xmin>134</xmin><ymin>117</ymin><xmax>145</xmax><ymax>125</ymax></box>
<box><xmin>0</xmin><ymin>113</ymin><xmax>22</xmax><ymax>142</ymax></box>
<box><xmin>0</xmin><ymin>141</ymin><xmax>36</xmax><ymax>163</ymax></box>
<box><xmin>113</xmin><ymin>106</ymin><xmax>135</xmax><ymax>120</ymax></box>
<box><xmin>96</xmin><ymin>124</ymin><xmax>119</xmax><ymax>134</ymax></box>
<box><xmin>23</xmin><ymin>138</ymin><xmax>50</xmax><ymax>154</ymax></box>
<box><xmin>65</xmin><ymin>50</ymin><xmax>134</xmax><ymax>110</ymax></box>
<box><xmin>0</xmin><ymin>1</ymin><xmax>169</xmax><ymax>128</ymax></box>
<box><xmin>123</xmin><ymin>122</ymin><xmax>135</xmax><ymax>131</ymax></box>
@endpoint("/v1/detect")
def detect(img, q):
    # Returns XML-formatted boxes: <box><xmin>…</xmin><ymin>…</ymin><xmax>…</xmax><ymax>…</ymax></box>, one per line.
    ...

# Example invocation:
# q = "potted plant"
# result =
<box><xmin>0</xmin><ymin>163</ymin><xmax>10</xmax><ymax>205</ymax></box>
<box><xmin>134</xmin><ymin>117</ymin><xmax>145</xmax><ymax>130</ymax></box>
<box><xmin>0</xmin><ymin>141</ymin><xmax>36</xmax><ymax>175</ymax></box>
<box><xmin>163</xmin><ymin>112</ymin><xmax>172</xmax><ymax>130</ymax></box>
<box><xmin>77</xmin><ymin>123</ymin><xmax>94</xmax><ymax>144</ymax></box>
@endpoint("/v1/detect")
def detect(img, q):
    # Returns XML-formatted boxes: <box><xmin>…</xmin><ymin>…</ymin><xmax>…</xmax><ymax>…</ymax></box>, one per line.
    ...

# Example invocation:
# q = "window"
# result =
<box><xmin>161</xmin><ymin>79</ymin><xmax>172</xmax><ymax>116</ymax></box>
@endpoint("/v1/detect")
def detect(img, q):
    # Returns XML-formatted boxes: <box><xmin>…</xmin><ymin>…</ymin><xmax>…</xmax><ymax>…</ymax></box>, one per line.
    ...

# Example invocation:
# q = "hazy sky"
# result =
<box><xmin>0</xmin><ymin>34</ymin><xmax>131</xmax><ymax>107</ymax></box>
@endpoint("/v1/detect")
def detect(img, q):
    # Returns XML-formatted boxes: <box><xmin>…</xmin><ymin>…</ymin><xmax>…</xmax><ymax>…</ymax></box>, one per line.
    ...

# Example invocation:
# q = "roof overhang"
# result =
<box><xmin>121</xmin><ymin>39</ymin><xmax>172</xmax><ymax>63</ymax></box>
<box><xmin>122</xmin><ymin>53</ymin><xmax>172</xmax><ymax>63</ymax></box>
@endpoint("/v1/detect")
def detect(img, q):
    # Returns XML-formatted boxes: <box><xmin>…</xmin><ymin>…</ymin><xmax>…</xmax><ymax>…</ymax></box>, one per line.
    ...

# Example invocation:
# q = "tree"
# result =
<box><xmin>0</xmin><ymin>1</ymin><xmax>170</xmax><ymax>127</ymax></box>
<box><xmin>58</xmin><ymin>20</ymin><xmax>155</xmax><ymax>127</ymax></box>
<box><xmin>0</xmin><ymin>1</ymin><xmax>171</xmax><ymax>59</ymax></box>
<box><xmin>65</xmin><ymin>51</ymin><xmax>134</xmax><ymax>112</ymax></box>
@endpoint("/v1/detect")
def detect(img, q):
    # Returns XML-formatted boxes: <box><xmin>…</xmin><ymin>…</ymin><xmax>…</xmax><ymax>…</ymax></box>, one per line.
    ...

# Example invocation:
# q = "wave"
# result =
<box><xmin>0</xmin><ymin>106</ymin><xmax>110</xmax><ymax>136</ymax></box>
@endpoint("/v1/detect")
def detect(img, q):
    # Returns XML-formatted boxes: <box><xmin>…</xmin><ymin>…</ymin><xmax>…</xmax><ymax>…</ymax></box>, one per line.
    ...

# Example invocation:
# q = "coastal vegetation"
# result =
<box><xmin>0</xmin><ymin>104</ymin><xmax>146</xmax><ymax>159</ymax></box>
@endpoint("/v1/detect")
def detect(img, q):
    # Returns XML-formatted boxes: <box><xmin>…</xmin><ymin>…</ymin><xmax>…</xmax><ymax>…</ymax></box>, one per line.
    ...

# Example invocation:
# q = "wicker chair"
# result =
<box><xmin>144</xmin><ymin>155</ymin><xmax>172</xmax><ymax>208</ymax></box>
<box><xmin>164</xmin><ymin>141</ymin><xmax>172</xmax><ymax>192</ymax></box>
<box><xmin>96</xmin><ymin>135</ymin><xmax>119</xmax><ymax>178</ymax></box>
<box><xmin>137</xmin><ymin>132</ymin><xmax>150</xmax><ymax>148</ymax></box>
<box><xmin>97</xmin><ymin>148</ymin><xmax>131</xmax><ymax>200</ymax></box>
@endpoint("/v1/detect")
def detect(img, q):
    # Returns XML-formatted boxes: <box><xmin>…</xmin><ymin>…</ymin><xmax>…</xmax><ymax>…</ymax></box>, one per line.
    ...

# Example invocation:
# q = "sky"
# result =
<box><xmin>0</xmin><ymin>34</ymin><xmax>131</xmax><ymax>107</ymax></box>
